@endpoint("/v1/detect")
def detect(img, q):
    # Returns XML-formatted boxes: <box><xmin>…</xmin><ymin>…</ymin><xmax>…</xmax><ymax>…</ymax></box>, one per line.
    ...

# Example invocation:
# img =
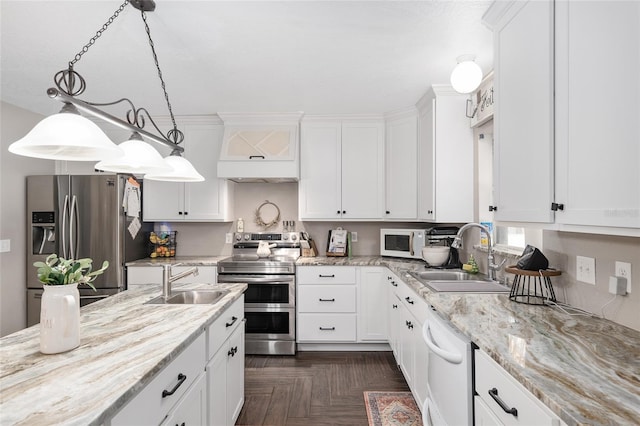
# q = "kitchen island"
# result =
<box><xmin>297</xmin><ymin>256</ymin><xmax>640</xmax><ymax>426</ymax></box>
<box><xmin>0</xmin><ymin>282</ymin><xmax>247</xmax><ymax>425</ymax></box>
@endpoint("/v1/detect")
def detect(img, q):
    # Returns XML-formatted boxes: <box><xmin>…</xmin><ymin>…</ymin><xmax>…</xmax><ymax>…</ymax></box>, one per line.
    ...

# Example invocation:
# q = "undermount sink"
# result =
<box><xmin>407</xmin><ymin>270</ymin><xmax>510</xmax><ymax>293</ymax></box>
<box><xmin>145</xmin><ymin>290</ymin><xmax>229</xmax><ymax>305</ymax></box>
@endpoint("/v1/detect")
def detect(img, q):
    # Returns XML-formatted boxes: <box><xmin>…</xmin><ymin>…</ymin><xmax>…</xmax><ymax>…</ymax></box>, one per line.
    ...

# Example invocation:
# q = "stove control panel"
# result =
<box><xmin>233</xmin><ymin>232</ymin><xmax>302</xmax><ymax>246</ymax></box>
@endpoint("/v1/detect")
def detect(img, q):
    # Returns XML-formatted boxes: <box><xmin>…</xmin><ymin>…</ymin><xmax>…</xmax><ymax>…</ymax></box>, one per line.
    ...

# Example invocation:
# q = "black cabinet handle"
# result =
<box><xmin>391</xmin><ymin>281</ymin><xmax>398</xmax><ymax>287</ymax></box>
<box><xmin>427</xmin><ymin>210</ymin><xmax>433</xmax><ymax>214</ymax></box>
<box><xmin>225</xmin><ymin>316</ymin><xmax>238</xmax><ymax>328</ymax></box>
<box><xmin>228</xmin><ymin>346</ymin><xmax>238</xmax><ymax>357</ymax></box>
<box><xmin>319</xmin><ymin>298</ymin><xmax>336</xmax><ymax>302</ymax></box>
<box><xmin>178</xmin><ymin>211</ymin><xmax>183</xmax><ymax>215</ymax></box>
<box><xmin>319</xmin><ymin>327</ymin><xmax>336</xmax><ymax>331</ymax></box>
<box><xmin>319</xmin><ymin>274</ymin><xmax>335</xmax><ymax>278</ymax></box>
<box><xmin>489</xmin><ymin>205</ymin><xmax>498</xmax><ymax>212</ymax></box>
<box><xmin>386</xmin><ymin>210</ymin><xmax>390</xmax><ymax>214</ymax></box>
<box><xmin>249</xmin><ymin>155</ymin><xmax>265</xmax><ymax>159</ymax></box>
<box><xmin>162</xmin><ymin>373</ymin><xmax>187</xmax><ymax>398</ymax></box>
<box><xmin>337</xmin><ymin>210</ymin><xmax>341</xmax><ymax>214</ymax></box>
<box><xmin>184</xmin><ymin>211</ymin><xmax>188</xmax><ymax>215</ymax></box>
<box><xmin>342</xmin><ymin>210</ymin><xmax>346</xmax><ymax>214</ymax></box>
<box><xmin>405</xmin><ymin>296</ymin><xmax>414</xmax><ymax>304</ymax></box>
<box><xmin>488</xmin><ymin>388</ymin><xmax>518</xmax><ymax>417</ymax></box>
<box><xmin>405</xmin><ymin>320</ymin><xmax>413</xmax><ymax>329</ymax></box>
<box><xmin>551</xmin><ymin>202</ymin><xmax>565</xmax><ymax>211</ymax></box>
<box><xmin>392</xmin><ymin>304</ymin><xmax>398</xmax><ymax>309</ymax></box>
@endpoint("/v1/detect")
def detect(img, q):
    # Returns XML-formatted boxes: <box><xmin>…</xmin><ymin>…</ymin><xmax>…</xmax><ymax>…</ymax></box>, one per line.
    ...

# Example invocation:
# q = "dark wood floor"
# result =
<box><xmin>236</xmin><ymin>351</ymin><xmax>410</xmax><ymax>426</ymax></box>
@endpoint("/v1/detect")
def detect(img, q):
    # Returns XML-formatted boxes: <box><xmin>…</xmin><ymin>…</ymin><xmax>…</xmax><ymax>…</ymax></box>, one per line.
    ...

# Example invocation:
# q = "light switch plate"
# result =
<box><xmin>351</xmin><ymin>232</ymin><xmax>358</xmax><ymax>242</ymax></box>
<box><xmin>576</xmin><ymin>256</ymin><xmax>596</xmax><ymax>284</ymax></box>
<box><xmin>0</xmin><ymin>239</ymin><xmax>10</xmax><ymax>253</ymax></box>
<box><xmin>225</xmin><ymin>233</ymin><xmax>233</xmax><ymax>244</ymax></box>
<box><xmin>615</xmin><ymin>261</ymin><xmax>632</xmax><ymax>293</ymax></box>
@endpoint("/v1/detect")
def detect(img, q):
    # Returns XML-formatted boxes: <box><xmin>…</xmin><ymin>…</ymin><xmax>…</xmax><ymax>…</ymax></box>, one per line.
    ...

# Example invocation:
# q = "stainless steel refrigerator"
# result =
<box><xmin>26</xmin><ymin>174</ymin><xmax>151</xmax><ymax>326</ymax></box>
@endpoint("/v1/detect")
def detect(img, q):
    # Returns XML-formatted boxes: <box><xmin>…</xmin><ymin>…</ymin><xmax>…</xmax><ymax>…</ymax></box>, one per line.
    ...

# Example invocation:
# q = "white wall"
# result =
<box><xmin>0</xmin><ymin>102</ymin><xmax>53</xmax><ymax>337</ymax></box>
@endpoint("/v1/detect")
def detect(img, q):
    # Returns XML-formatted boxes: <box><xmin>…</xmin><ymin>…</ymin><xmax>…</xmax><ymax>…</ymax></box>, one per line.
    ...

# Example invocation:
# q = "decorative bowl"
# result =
<box><xmin>421</xmin><ymin>246</ymin><xmax>450</xmax><ymax>266</ymax></box>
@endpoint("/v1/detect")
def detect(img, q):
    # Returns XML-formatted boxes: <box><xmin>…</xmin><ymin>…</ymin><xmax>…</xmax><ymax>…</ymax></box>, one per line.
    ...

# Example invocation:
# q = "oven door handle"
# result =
<box><xmin>217</xmin><ymin>276</ymin><xmax>293</xmax><ymax>284</ymax></box>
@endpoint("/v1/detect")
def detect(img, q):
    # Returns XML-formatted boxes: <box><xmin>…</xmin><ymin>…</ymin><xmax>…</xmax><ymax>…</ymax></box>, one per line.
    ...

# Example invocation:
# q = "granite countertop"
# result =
<box><xmin>125</xmin><ymin>255</ymin><xmax>229</xmax><ymax>267</ymax></box>
<box><xmin>0</xmin><ymin>282</ymin><xmax>247</xmax><ymax>426</ymax></box>
<box><xmin>297</xmin><ymin>256</ymin><xmax>640</xmax><ymax>426</ymax></box>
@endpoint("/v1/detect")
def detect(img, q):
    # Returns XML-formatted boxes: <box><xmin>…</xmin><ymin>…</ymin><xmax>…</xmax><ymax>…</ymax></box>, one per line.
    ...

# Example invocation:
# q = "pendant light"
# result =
<box><xmin>7</xmin><ymin>0</ymin><xmax>204</xmax><ymax>182</ymax></box>
<box><xmin>450</xmin><ymin>54</ymin><xmax>483</xmax><ymax>94</ymax></box>
<box><xmin>94</xmin><ymin>132</ymin><xmax>170</xmax><ymax>174</ymax></box>
<box><xmin>8</xmin><ymin>103</ymin><xmax>122</xmax><ymax>161</ymax></box>
<box><xmin>144</xmin><ymin>150</ymin><xmax>205</xmax><ymax>182</ymax></box>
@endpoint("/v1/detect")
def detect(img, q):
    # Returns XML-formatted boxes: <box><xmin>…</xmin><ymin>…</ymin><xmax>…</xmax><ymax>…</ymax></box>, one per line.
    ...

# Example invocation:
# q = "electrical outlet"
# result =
<box><xmin>0</xmin><ymin>239</ymin><xmax>10</xmax><ymax>253</ymax></box>
<box><xmin>351</xmin><ymin>232</ymin><xmax>358</xmax><ymax>242</ymax></box>
<box><xmin>576</xmin><ymin>256</ymin><xmax>596</xmax><ymax>284</ymax></box>
<box><xmin>225</xmin><ymin>233</ymin><xmax>233</xmax><ymax>244</ymax></box>
<box><xmin>615</xmin><ymin>261</ymin><xmax>632</xmax><ymax>293</ymax></box>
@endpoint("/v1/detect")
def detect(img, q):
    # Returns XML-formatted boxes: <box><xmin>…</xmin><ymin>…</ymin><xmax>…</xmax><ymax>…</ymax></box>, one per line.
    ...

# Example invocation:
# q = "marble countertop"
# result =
<box><xmin>297</xmin><ymin>256</ymin><xmax>640</xmax><ymax>426</ymax></box>
<box><xmin>126</xmin><ymin>255</ymin><xmax>229</xmax><ymax>266</ymax></box>
<box><xmin>0</xmin><ymin>282</ymin><xmax>246</xmax><ymax>426</ymax></box>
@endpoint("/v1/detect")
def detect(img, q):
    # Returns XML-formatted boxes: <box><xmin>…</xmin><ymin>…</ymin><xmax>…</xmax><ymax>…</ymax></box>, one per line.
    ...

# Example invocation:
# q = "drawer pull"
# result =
<box><xmin>391</xmin><ymin>281</ymin><xmax>398</xmax><ymax>287</ymax></box>
<box><xmin>319</xmin><ymin>298</ymin><xmax>336</xmax><ymax>302</ymax></box>
<box><xmin>162</xmin><ymin>373</ymin><xmax>187</xmax><ymax>398</ymax></box>
<box><xmin>405</xmin><ymin>296</ymin><xmax>414</xmax><ymax>304</ymax></box>
<box><xmin>406</xmin><ymin>320</ymin><xmax>414</xmax><ymax>329</ymax></box>
<box><xmin>319</xmin><ymin>274</ymin><xmax>335</xmax><ymax>278</ymax></box>
<box><xmin>226</xmin><ymin>316</ymin><xmax>238</xmax><ymax>328</ymax></box>
<box><xmin>488</xmin><ymin>388</ymin><xmax>518</xmax><ymax>417</ymax></box>
<box><xmin>319</xmin><ymin>327</ymin><xmax>336</xmax><ymax>331</ymax></box>
<box><xmin>392</xmin><ymin>304</ymin><xmax>398</xmax><ymax>309</ymax></box>
<box><xmin>228</xmin><ymin>346</ymin><xmax>238</xmax><ymax>357</ymax></box>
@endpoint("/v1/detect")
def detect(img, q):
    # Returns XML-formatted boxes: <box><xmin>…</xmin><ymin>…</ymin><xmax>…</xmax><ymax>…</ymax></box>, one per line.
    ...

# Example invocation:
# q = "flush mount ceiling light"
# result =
<box><xmin>450</xmin><ymin>54</ymin><xmax>483</xmax><ymax>94</ymax></box>
<box><xmin>8</xmin><ymin>0</ymin><xmax>204</xmax><ymax>182</ymax></box>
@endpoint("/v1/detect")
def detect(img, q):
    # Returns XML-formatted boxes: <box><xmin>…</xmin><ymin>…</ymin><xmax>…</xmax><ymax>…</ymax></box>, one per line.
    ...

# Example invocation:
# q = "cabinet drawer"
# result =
<box><xmin>297</xmin><ymin>313</ymin><xmax>357</xmax><ymax>342</ymax></box>
<box><xmin>297</xmin><ymin>266</ymin><xmax>357</xmax><ymax>284</ymax></box>
<box><xmin>475</xmin><ymin>350</ymin><xmax>561</xmax><ymax>426</ymax></box>
<box><xmin>396</xmin><ymin>279</ymin><xmax>429</xmax><ymax>324</ymax></box>
<box><xmin>207</xmin><ymin>296</ymin><xmax>244</xmax><ymax>360</ymax></box>
<box><xmin>111</xmin><ymin>333</ymin><xmax>206</xmax><ymax>426</ymax></box>
<box><xmin>298</xmin><ymin>285</ymin><xmax>356</xmax><ymax>312</ymax></box>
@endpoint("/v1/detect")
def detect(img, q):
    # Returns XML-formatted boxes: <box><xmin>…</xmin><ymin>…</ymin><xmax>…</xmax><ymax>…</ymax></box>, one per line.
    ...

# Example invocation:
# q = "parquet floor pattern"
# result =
<box><xmin>236</xmin><ymin>351</ymin><xmax>410</xmax><ymax>426</ymax></box>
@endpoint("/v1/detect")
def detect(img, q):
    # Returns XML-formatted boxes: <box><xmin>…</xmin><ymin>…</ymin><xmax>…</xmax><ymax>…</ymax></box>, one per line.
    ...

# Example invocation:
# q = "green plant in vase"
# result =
<box><xmin>34</xmin><ymin>254</ymin><xmax>109</xmax><ymax>290</ymax></box>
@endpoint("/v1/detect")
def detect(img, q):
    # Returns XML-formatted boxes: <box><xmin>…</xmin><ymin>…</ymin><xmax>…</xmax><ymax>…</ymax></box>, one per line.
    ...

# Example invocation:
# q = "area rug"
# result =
<box><xmin>364</xmin><ymin>391</ymin><xmax>423</xmax><ymax>426</ymax></box>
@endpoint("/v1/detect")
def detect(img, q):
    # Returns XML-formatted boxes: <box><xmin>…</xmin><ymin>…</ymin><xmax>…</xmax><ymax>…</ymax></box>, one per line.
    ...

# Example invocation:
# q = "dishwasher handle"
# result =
<box><xmin>422</xmin><ymin>319</ymin><xmax>463</xmax><ymax>364</ymax></box>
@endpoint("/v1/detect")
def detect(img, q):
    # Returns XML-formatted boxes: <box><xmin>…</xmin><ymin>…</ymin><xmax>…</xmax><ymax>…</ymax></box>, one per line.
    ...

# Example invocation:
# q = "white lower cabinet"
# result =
<box><xmin>358</xmin><ymin>267</ymin><xmax>387</xmax><ymax>342</ymax></box>
<box><xmin>206</xmin><ymin>296</ymin><xmax>245</xmax><ymax>426</ymax></box>
<box><xmin>475</xmin><ymin>349</ymin><xmax>564</xmax><ymax>426</ymax></box>
<box><xmin>387</xmin><ymin>271</ymin><xmax>429</xmax><ymax>407</ymax></box>
<box><xmin>110</xmin><ymin>333</ymin><xmax>206</xmax><ymax>426</ymax></box>
<box><xmin>162</xmin><ymin>373</ymin><xmax>207</xmax><ymax>426</ymax></box>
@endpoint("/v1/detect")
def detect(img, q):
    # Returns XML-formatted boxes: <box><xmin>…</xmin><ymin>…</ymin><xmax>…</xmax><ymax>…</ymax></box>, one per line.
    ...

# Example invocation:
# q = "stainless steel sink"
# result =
<box><xmin>407</xmin><ymin>270</ymin><xmax>510</xmax><ymax>293</ymax></box>
<box><xmin>145</xmin><ymin>290</ymin><xmax>229</xmax><ymax>305</ymax></box>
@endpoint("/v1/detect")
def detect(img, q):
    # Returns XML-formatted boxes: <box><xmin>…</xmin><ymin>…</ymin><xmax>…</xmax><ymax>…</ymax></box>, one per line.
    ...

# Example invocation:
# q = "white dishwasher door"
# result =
<box><xmin>421</xmin><ymin>306</ymin><xmax>473</xmax><ymax>426</ymax></box>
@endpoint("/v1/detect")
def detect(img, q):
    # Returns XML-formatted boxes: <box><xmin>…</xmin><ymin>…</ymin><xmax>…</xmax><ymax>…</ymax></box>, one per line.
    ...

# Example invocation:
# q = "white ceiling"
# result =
<box><xmin>0</xmin><ymin>1</ymin><xmax>493</xmax><ymax>117</ymax></box>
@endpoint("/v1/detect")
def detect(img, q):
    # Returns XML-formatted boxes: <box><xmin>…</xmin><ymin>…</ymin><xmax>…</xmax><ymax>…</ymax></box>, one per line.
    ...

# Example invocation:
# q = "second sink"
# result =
<box><xmin>146</xmin><ymin>290</ymin><xmax>228</xmax><ymax>305</ymax></box>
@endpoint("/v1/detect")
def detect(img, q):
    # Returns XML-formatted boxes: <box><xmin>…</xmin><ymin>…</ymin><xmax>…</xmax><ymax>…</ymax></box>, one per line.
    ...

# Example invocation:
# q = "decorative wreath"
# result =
<box><xmin>254</xmin><ymin>200</ymin><xmax>281</xmax><ymax>230</ymax></box>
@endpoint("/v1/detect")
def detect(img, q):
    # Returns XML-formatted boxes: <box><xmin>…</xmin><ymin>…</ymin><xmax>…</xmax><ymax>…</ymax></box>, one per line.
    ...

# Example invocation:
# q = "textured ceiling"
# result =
<box><xmin>0</xmin><ymin>1</ymin><xmax>493</xmax><ymax>117</ymax></box>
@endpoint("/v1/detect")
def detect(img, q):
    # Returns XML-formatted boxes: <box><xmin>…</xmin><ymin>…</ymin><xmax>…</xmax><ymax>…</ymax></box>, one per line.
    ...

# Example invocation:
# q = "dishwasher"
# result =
<box><xmin>421</xmin><ymin>306</ymin><xmax>473</xmax><ymax>426</ymax></box>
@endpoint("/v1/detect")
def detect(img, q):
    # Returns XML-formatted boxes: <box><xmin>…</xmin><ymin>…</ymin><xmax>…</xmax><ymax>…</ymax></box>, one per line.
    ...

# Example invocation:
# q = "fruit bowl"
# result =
<box><xmin>421</xmin><ymin>246</ymin><xmax>450</xmax><ymax>266</ymax></box>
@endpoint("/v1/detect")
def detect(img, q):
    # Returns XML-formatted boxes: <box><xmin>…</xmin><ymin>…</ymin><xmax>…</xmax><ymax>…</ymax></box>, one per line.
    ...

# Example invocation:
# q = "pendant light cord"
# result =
<box><xmin>140</xmin><ymin>9</ymin><xmax>184</xmax><ymax>146</ymax></box>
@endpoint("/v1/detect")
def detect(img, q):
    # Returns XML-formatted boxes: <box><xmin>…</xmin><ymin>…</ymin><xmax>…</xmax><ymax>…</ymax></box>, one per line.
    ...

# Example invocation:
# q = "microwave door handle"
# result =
<box><xmin>61</xmin><ymin>195</ymin><xmax>69</xmax><ymax>258</ymax></box>
<box><xmin>409</xmin><ymin>232</ymin><xmax>415</xmax><ymax>256</ymax></box>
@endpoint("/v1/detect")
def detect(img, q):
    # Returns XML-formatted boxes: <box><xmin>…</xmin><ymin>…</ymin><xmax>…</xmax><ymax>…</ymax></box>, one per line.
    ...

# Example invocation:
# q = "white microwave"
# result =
<box><xmin>380</xmin><ymin>228</ymin><xmax>427</xmax><ymax>259</ymax></box>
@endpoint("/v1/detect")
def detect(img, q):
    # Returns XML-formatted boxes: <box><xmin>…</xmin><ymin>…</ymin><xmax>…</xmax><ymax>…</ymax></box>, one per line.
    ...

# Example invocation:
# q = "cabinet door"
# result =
<box><xmin>206</xmin><ymin>345</ymin><xmax>227</xmax><ymax>426</ymax></box>
<box><xmin>127</xmin><ymin>266</ymin><xmax>163</xmax><ymax>286</ymax></box>
<box><xmin>226</xmin><ymin>324</ymin><xmax>245</xmax><ymax>425</ymax></box>
<box><xmin>299</xmin><ymin>122</ymin><xmax>342</xmax><ymax>219</ymax></box>
<box><xmin>474</xmin><ymin>396</ymin><xmax>503</xmax><ymax>426</ymax></box>
<box><xmin>555</xmin><ymin>1</ymin><xmax>640</xmax><ymax>230</ymax></box>
<box><xmin>492</xmin><ymin>0</ymin><xmax>555</xmax><ymax>223</ymax></box>
<box><xmin>143</xmin><ymin>180</ymin><xmax>185</xmax><ymax>221</ymax></box>
<box><xmin>417</xmin><ymin>100</ymin><xmax>436</xmax><ymax>221</ymax></box>
<box><xmin>413</xmin><ymin>332</ymin><xmax>429</xmax><ymax>408</ymax></box>
<box><xmin>162</xmin><ymin>373</ymin><xmax>207</xmax><ymax>426</ymax></box>
<box><xmin>398</xmin><ymin>302</ymin><xmax>415</xmax><ymax>389</ymax></box>
<box><xmin>385</xmin><ymin>114</ymin><xmax>418</xmax><ymax>220</ymax></box>
<box><xmin>341</xmin><ymin>121</ymin><xmax>385</xmax><ymax>219</ymax></box>
<box><xmin>358</xmin><ymin>268</ymin><xmax>387</xmax><ymax>342</ymax></box>
<box><xmin>183</xmin><ymin>123</ymin><xmax>233</xmax><ymax>221</ymax></box>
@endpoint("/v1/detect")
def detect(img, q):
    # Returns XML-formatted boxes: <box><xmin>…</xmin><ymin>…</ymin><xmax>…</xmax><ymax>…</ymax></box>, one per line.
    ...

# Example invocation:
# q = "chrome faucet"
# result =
<box><xmin>162</xmin><ymin>264</ymin><xmax>199</xmax><ymax>299</ymax></box>
<box><xmin>451</xmin><ymin>223</ymin><xmax>506</xmax><ymax>281</ymax></box>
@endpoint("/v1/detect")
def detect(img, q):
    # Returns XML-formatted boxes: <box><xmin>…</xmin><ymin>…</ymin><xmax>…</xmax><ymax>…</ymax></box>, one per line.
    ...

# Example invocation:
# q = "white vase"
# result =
<box><xmin>40</xmin><ymin>283</ymin><xmax>80</xmax><ymax>354</ymax></box>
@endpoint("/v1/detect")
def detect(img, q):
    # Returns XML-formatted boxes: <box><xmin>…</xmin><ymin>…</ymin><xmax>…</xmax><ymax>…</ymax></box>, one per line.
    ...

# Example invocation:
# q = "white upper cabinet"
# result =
<box><xmin>486</xmin><ymin>0</ymin><xmax>555</xmax><ymax>224</ymax></box>
<box><xmin>220</xmin><ymin>126</ymin><xmax>297</xmax><ymax>161</ymax></box>
<box><xmin>385</xmin><ymin>110</ymin><xmax>418</xmax><ymax>220</ymax></box>
<box><xmin>299</xmin><ymin>118</ymin><xmax>384</xmax><ymax>220</ymax></box>
<box><xmin>416</xmin><ymin>85</ymin><xmax>474</xmax><ymax>223</ymax></box>
<box><xmin>143</xmin><ymin>117</ymin><xmax>234</xmax><ymax>222</ymax></box>
<box><xmin>554</xmin><ymin>0</ymin><xmax>640</xmax><ymax>231</ymax></box>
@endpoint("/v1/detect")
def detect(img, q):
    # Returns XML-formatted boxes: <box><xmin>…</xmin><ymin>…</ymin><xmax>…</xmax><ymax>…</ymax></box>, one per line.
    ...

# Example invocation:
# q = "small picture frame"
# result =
<box><xmin>326</xmin><ymin>228</ymin><xmax>348</xmax><ymax>257</ymax></box>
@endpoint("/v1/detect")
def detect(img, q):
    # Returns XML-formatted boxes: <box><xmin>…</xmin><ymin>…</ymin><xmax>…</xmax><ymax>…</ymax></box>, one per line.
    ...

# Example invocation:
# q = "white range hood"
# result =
<box><xmin>217</xmin><ymin>112</ymin><xmax>304</xmax><ymax>183</ymax></box>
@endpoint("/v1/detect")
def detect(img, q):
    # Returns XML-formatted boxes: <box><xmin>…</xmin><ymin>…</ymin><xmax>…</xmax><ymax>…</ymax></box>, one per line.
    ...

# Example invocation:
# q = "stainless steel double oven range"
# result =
<box><xmin>217</xmin><ymin>232</ymin><xmax>301</xmax><ymax>355</ymax></box>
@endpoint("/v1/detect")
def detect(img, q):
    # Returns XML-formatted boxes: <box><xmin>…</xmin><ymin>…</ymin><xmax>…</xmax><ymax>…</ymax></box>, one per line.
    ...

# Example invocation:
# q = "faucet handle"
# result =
<box><xmin>490</xmin><ymin>258</ymin><xmax>507</xmax><ymax>271</ymax></box>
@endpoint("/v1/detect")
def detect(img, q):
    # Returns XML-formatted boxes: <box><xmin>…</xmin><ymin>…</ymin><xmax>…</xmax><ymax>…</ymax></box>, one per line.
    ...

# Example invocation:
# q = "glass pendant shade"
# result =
<box><xmin>144</xmin><ymin>154</ymin><xmax>205</xmax><ymax>182</ymax></box>
<box><xmin>94</xmin><ymin>132</ymin><xmax>171</xmax><ymax>174</ymax></box>
<box><xmin>8</xmin><ymin>105</ymin><xmax>123</xmax><ymax>161</ymax></box>
<box><xmin>450</xmin><ymin>57</ymin><xmax>483</xmax><ymax>94</ymax></box>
